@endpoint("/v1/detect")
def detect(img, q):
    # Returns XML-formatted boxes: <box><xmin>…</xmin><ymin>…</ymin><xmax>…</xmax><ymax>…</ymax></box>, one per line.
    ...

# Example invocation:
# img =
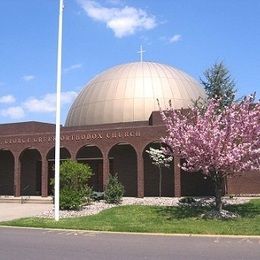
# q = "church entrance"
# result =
<box><xmin>20</xmin><ymin>149</ymin><xmax>42</xmax><ymax>196</ymax></box>
<box><xmin>143</xmin><ymin>142</ymin><xmax>174</xmax><ymax>197</ymax></box>
<box><xmin>47</xmin><ymin>147</ymin><xmax>71</xmax><ymax>195</ymax></box>
<box><xmin>108</xmin><ymin>143</ymin><xmax>137</xmax><ymax>197</ymax></box>
<box><xmin>76</xmin><ymin>145</ymin><xmax>103</xmax><ymax>192</ymax></box>
<box><xmin>0</xmin><ymin>150</ymin><xmax>14</xmax><ymax>195</ymax></box>
<box><xmin>77</xmin><ymin>159</ymin><xmax>103</xmax><ymax>192</ymax></box>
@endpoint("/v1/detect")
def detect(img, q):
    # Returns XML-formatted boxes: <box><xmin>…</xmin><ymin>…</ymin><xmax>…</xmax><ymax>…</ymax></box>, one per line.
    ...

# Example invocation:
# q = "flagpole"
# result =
<box><xmin>55</xmin><ymin>0</ymin><xmax>64</xmax><ymax>221</ymax></box>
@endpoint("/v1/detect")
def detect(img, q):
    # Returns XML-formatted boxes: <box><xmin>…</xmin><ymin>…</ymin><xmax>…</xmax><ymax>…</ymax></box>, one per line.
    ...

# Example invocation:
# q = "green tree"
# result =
<box><xmin>200</xmin><ymin>62</ymin><xmax>236</xmax><ymax>109</ymax></box>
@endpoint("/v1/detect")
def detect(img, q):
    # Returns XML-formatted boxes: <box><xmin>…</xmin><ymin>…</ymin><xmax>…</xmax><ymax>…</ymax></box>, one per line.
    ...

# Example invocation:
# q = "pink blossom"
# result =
<box><xmin>161</xmin><ymin>95</ymin><xmax>260</xmax><ymax>178</ymax></box>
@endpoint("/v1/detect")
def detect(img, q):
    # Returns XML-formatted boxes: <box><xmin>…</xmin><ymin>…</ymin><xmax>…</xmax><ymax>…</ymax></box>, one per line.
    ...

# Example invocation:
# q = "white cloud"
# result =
<box><xmin>22</xmin><ymin>75</ymin><xmax>35</xmax><ymax>81</ymax></box>
<box><xmin>78</xmin><ymin>0</ymin><xmax>157</xmax><ymax>38</ymax></box>
<box><xmin>0</xmin><ymin>95</ymin><xmax>16</xmax><ymax>104</ymax></box>
<box><xmin>169</xmin><ymin>34</ymin><xmax>182</xmax><ymax>43</ymax></box>
<box><xmin>60</xmin><ymin>91</ymin><xmax>78</xmax><ymax>104</ymax></box>
<box><xmin>64</xmin><ymin>64</ymin><xmax>82</xmax><ymax>73</ymax></box>
<box><xmin>23</xmin><ymin>91</ymin><xmax>78</xmax><ymax>113</ymax></box>
<box><xmin>1</xmin><ymin>106</ymin><xmax>25</xmax><ymax>119</ymax></box>
<box><xmin>106</xmin><ymin>0</ymin><xmax>122</xmax><ymax>5</ymax></box>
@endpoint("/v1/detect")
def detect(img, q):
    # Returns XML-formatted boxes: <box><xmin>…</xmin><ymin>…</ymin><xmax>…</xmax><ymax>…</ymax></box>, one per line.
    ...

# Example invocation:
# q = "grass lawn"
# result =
<box><xmin>1</xmin><ymin>199</ymin><xmax>260</xmax><ymax>236</ymax></box>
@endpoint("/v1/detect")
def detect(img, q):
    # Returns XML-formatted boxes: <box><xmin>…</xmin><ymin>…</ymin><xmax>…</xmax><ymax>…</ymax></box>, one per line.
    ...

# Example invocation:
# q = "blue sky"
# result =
<box><xmin>0</xmin><ymin>0</ymin><xmax>259</xmax><ymax>124</ymax></box>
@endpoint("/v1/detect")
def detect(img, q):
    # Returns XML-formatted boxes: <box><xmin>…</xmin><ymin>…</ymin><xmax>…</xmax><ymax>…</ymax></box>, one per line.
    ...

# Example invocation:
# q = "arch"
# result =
<box><xmin>76</xmin><ymin>145</ymin><xmax>102</xmax><ymax>159</ymax></box>
<box><xmin>46</xmin><ymin>147</ymin><xmax>71</xmax><ymax>195</ymax></box>
<box><xmin>46</xmin><ymin>147</ymin><xmax>71</xmax><ymax>160</ymax></box>
<box><xmin>19</xmin><ymin>148</ymin><xmax>42</xmax><ymax>196</ymax></box>
<box><xmin>143</xmin><ymin>142</ymin><xmax>174</xmax><ymax>197</ymax></box>
<box><xmin>108</xmin><ymin>142</ymin><xmax>137</xmax><ymax>196</ymax></box>
<box><xmin>0</xmin><ymin>150</ymin><xmax>14</xmax><ymax>195</ymax></box>
<box><xmin>76</xmin><ymin>145</ymin><xmax>103</xmax><ymax>192</ymax></box>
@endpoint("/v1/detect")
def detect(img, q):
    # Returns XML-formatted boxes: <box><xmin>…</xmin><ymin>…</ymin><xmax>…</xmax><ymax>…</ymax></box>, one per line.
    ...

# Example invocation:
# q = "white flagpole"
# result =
<box><xmin>55</xmin><ymin>0</ymin><xmax>64</xmax><ymax>221</ymax></box>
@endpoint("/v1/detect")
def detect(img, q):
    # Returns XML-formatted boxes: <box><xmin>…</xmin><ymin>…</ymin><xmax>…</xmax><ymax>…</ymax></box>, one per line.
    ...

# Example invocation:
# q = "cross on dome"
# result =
<box><xmin>137</xmin><ymin>45</ymin><xmax>146</xmax><ymax>62</ymax></box>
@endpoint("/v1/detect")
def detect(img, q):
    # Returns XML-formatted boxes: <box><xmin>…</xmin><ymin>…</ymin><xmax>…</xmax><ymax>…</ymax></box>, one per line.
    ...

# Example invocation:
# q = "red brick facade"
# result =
<box><xmin>0</xmin><ymin>112</ymin><xmax>259</xmax><ymax>197</ymax></box>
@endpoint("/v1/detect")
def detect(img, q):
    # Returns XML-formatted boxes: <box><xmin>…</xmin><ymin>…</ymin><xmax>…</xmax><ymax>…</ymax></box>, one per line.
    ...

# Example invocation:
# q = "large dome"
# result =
<box><xmin>65</xmin><ymin>62</ymin><xmax>205</xmax><ymax>127</ymax></box>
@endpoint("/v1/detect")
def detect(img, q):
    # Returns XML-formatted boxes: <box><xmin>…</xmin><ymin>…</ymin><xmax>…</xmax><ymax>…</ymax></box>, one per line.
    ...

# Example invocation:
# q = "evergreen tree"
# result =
<box><xmin>201</xmin><ymin>62</ymin><xmax>236</xmax><ymax>109</ymax></box>
<box><xmin>104</xmin><ymin>174</ymin><xmax>124</xmax><ymax>204</ymax></box>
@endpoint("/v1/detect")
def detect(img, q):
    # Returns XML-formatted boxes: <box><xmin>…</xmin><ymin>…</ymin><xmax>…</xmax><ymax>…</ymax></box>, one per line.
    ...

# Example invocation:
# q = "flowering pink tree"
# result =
<box><xmin>161</xmin><ymin>95</ymin><xmax>260</xmax><ymax>211</ymax></box>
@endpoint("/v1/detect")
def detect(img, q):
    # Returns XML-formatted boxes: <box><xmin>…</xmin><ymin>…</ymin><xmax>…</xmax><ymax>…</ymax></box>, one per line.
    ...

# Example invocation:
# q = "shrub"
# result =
<box><xmin>60</xmin><ymin>188</ymin><xmax>84</xmax><ymax>211</ymax></box>
<box><xmin>52</xmin><ymin>160</ymin><xmax>93</xmax><ymax>210</ymax></box>
<box><xmin>60</xmin><ymin>160</ymin><xmax>92</xmax><ymax>191</ymax></box>
<box><xmin>104</xmin><ymin>174</ymin><xmax>124</xmax><ymax>204</ymax></box>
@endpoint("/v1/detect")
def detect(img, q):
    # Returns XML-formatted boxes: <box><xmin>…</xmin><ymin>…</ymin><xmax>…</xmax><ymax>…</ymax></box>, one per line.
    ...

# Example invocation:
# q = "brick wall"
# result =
<box><xmin>0</xmin><ymin>116</ymin><xmax>259</xmax><ymax>197</ymax></box>
<box><xmin>227</xmin><ymin>171</ymin><xmax>260</xmax><ymax>195</ymax></box>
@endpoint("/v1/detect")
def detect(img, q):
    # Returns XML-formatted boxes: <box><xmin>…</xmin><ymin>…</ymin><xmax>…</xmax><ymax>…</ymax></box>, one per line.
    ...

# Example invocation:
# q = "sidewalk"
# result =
<box><xmin>0</xmin><ymin>203</ymin><xmax>53</xmax><ymax>222</ymax></box>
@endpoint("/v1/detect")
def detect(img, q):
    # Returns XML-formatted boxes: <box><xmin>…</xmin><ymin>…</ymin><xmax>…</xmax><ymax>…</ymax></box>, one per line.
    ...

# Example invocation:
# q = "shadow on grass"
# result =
<box><xmin>156</xmin><ymin>205</ymin><xmax>211</xmax><ymax>220</ymax></box>
<box><xmin>225</xmin><ymin>200</ymin><xmax>260</xmax><ymax>218</ymax></box>
<box><xmin>156</xmin><ymin>200</ymin><xmax>260</xmax><ymax>220</ymax></box>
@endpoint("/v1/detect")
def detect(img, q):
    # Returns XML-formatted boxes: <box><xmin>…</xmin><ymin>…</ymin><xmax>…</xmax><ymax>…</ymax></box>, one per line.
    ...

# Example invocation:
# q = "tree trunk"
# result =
<box><xmin>159</xmin><ymin>167</ymin><xmax>162</xmax><ymax>197</ymax></box>
<box><xmin>215</xmin><ymin>186</ymin><xmax>223</xmax><ymax>211</ymax></box>
<box><xmin>213</xmin><ymin>174</ymin><xmax>224</xmax><ymax>212</ymax></box>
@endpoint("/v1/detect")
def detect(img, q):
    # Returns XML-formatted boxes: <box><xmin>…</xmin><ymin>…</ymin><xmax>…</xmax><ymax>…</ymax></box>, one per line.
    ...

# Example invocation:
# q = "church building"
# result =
<box><xmin>0</xmin><ymin>62</ymin><xmax>259</xmax><ymax>198</ymax></box>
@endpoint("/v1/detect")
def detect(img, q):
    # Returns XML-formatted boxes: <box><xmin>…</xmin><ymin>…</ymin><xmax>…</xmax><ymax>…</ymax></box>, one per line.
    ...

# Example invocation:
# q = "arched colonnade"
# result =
<box><xmin>0</xmin><ymin>141</ymin><xmax>184</xmax><ymax>197</ymax></box>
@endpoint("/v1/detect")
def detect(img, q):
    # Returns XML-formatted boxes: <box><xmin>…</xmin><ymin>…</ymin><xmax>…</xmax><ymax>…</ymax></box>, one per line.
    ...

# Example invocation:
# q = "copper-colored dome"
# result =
<box><xmin>65</xmin><ymin>62</ymin><xmax>205</xmax><ymax>126</ymax></box>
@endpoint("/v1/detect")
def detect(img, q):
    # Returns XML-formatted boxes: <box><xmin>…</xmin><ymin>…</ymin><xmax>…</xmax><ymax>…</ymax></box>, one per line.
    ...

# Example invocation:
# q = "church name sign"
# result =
<box><xmin>0</xmin><ymin>130</ymin><xmax>141</xmax><ymax>145</ymax></box>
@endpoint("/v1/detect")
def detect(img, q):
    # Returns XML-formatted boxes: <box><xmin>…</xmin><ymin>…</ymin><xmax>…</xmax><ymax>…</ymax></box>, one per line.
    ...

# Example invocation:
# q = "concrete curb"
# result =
<box><xmin>1</xmin><ymin>225</ymin><xmax>260</xmax><ymax>239</ymax></box>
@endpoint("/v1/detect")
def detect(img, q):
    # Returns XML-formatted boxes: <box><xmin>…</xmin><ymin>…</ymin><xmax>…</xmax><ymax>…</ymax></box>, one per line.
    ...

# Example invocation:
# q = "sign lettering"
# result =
<box><xmin>0</xmin><ymin>130</ymin><xmax>141</xmax><ymax>145</ymax></box>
